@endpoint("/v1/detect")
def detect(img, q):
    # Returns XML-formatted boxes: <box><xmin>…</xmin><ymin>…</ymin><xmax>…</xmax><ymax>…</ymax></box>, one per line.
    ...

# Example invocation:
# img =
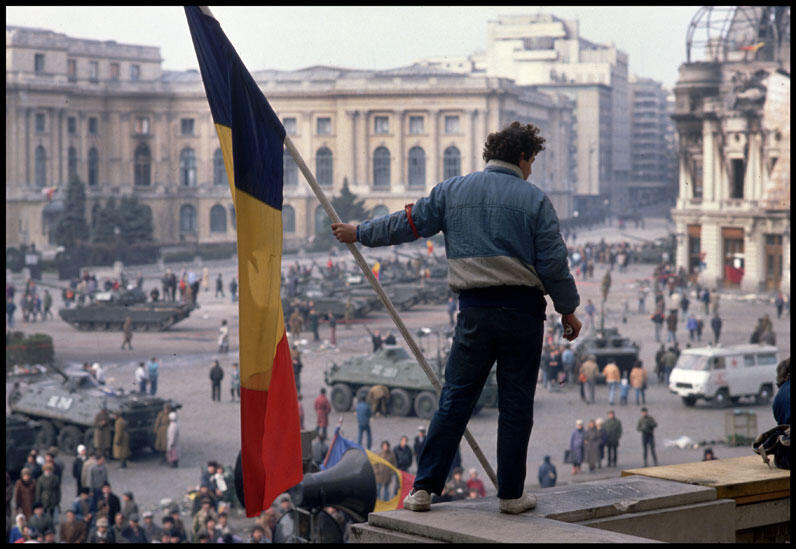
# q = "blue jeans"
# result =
<box><xmin>357</xmin><ymin>424</ymin><xmax>372</xmax><ymax>450</ymax></box>
<box><xmin>149</xmin><ymin>375</ymin><xmax>158</xmax><ymax>395</ymax></box>
<box><xmin>378</xmin><ymin>483</ymin><xmax>392</xmax><ymax>501</ymax></box>
<box><xmin>608</xmin><ymin>382</ymin><xmax>619</xmax><ymax>404</ymax></box>
<box><xmin>635</xmin><ymin>387</ymin><xmax>646</xmax><ymax>405</ymax></box>
<box><xmin>413</xmin><ymin>307</ymin><xmax>543</xmax><ymax>500</ymax></box>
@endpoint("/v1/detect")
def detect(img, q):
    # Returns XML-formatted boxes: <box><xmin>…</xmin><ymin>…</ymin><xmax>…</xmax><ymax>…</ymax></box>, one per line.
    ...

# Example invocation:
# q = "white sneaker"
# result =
<box><xmin>403</xmin><ymin>489</ymin><xmax>431</xmax><ymax>512</ymax></box>
<box><xmin>499</xmin><ymin>492</ymin><xmax>537</xmax><ymax>514</ymax></box>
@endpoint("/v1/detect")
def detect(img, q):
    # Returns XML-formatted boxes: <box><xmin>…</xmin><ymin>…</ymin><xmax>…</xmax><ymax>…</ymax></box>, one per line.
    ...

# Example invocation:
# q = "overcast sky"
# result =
<box><xmin>6</xmin><ymin>6</ymin><xmax>698</xmax><ymax>89</ymax></box>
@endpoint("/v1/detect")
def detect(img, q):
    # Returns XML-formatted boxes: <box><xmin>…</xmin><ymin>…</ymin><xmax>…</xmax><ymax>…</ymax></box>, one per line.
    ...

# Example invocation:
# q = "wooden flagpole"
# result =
<box><xmin>283</xmin><ymin>135</ymin><xmax>498</xmax><ymax>491</ymax></box>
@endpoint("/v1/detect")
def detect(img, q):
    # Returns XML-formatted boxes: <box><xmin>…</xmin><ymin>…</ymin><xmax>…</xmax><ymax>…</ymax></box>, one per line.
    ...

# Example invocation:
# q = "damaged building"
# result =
<box><xmin>671</xmin><ymin>6</ymin><xmax>790</xmax><ymax>293</ymax></box>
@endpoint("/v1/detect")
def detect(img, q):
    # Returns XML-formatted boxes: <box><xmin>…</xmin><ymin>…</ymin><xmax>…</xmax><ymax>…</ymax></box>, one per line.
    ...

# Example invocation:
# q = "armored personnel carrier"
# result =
<box><xmin>324</xmin><ymin>345</ymin><xmax>497</xmax><ymax>419</ymax></box>
<box><xmin>573</xmin><ymin>327</ymin><xmax>640</xmax><ymax>380</ymax></box>
<box><xmin>8</xmin><ymin>365</ymin><xmax>181</xmax><ymax>455</ymax></box>
<box><xmin>6</xmin><ymin>414</ymin><xmax>41</xmax><ymax>480</ymax></box>
<box><xmin>59</xmin><ymin>288</ymin><xmax>197</xmax><ymax>331</ymax></box>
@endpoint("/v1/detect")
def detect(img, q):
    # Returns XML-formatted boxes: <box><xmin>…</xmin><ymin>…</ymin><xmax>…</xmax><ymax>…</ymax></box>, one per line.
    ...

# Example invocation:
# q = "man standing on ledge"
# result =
<box><xmin>332</xmin><ymin>122</ymin><xmax>581</xmax><ymax>514</ymax></box>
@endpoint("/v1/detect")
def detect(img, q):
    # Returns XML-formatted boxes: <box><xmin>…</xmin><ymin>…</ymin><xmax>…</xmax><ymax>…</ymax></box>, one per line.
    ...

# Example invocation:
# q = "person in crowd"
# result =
<box><xmin>394</xmin><ymin>436</ymin><xmax>413</xmax><ymax>473</ymax></box>
<box><xmin>442</xmin><ymin>467</ymin><xmax>469</xmax><ymax>501</ymax></box>
<box><xmin>97</xmin><ymin>482</ymin><xmax>121</xmax><ymax>523</ymax></box>
<box><xmin>71</xmin><ymin>445</ymin><xmax>88</xmax><ymax>497</ymax></box>
<box><xmin>603</xmin><ymin>410</ymin><xmax>623</xmax><ymax>468</ymax></box>
<box><xmin>637</xmin><ymin>408</ymin><xmax>659</xmax><ymax>467</ymax></box>
<box><xmin>167</xmin><ymin>411</ymin><xmax>180</xmax><ymax>468</ymax></box>
<box><xmin>711</xmin><ymin>313</ymin><xmax>723</xmax><ymax>344</ymax></box>
<box><xmin>120</xmin><ymin>491</ymin><xmax>138</xmax><ymax>522</ymax></box>
<box><xmin>135</xmin><ymin>362</ymin><xmax>149</xmax><ymax>394</ymax></box>
<box><xmin>603</xmin><ymin>359</ymin><xmax>621</xmax><ymax>406</ymax></box>
<box><xmin>71</xmin><ymin>487</ymin><xmax>95</xmax><ymax>526</ymax></box>
<box><xmin>141</xmin><ymin>510</ymin><xmax>162</xmax><ymax>542</ymax></box>
<box><xmin>121</xmin><ymin>316</ymin><xmax>134</xmax><ymax>350</ymax></box>
<box><xmin>218</xmin><ymin>319</ymin><xmax>230</xmax><ymax>353</ymax></box>
<box><xmin>773</xmin><ymin>358</ymin><xmax>790</xmax><ymax>425</ymax></box>
<box><xmin>579</xmin><ymin>354</ymin><xmax>599</xmax><ymax>404</ymax></box>
<box><xmin>209</xmin><ymin>360</ymin><xmax>224</xmax><ymax>402</ymax></box>
<box><xmin>87</xmin><ymin>455</ymin><xmax>108</xmax><ymax>502</ymax></box>
<box><xmin>413</xmin><ymin>426</ymin><xmax>427</xmax><ymax>468</ymax></box>
<box><xmin>59</xmin><ymin>508</ymin><xmax>87</xmax><ymax>543</ymax></box>
<box><xmin>373</xmin><ymin>441</ymin><xmax>398</xmax><ymax>502</ymax></box>
<box><xmin>314</xmin><ymin>388</ymin><xmax>331</xmax><ymax>440</ymax></box>
<box><xmin>355</xmin><ymin>396</ymin><xmax>372</xmax><ymax>450</ymax></box>
<box><xmin>367</xmin><ymin>384</ymin><xmax>391</xmax><ymax>417</ymax></box>
<box><xmin>702</xmin><ymin>448</ymin><xmax>717</xmax><ymax>461</ymax></box>
<box><xmin>537</xmin><ymin>456</ymin><xmax>557</xmax><ymax>488</ymax></box>
<box><xmin>595</xmin><ymin>417</ymin><xmax>607</xmax><ymax>469</ymax></box>
<box><xmin>93</xmin><ymin>409</ymin><xmax>112</xmax><ymax>460</ymax></box>
<box><xmin>629</xmin><ymin>360</ymin><xmax>647</xmax><ymax>405</ymax></box>
<box><xmin>27</xmin><ymin>502</ymin><xmax>54</xmax><ymax>536</ymax></box>
<box><xmin>87</xmin><ymin>515</ymin><xmax>114</xmax><ymax>543</ymax></box>
<box><xmin>466</xmin><ymin>468</ymin><xmax>487</xmax><ymax>497</ymax></box>
<box><xmin>569</xmin><ymin>420</ymin><xmax>585</xmax><ymax>475</ymax></box>
<box><xmin>154</xmin><ymin>403</ymin><xmax>171</xmax><ymax>464</ymax></box>
<box><xmin>112</xmin><ymin>413</ymin><xmax>131</xmax><ymax>469</ymax></box>
<box><xmin>583</xmin><ymin>419</ymin><xmax>601</xmax><ymax>473</ymax></box>
<box><xmin>146</xmin><ymin>357</ymin><xmax>160</xmax><ymax>396</ymax></box>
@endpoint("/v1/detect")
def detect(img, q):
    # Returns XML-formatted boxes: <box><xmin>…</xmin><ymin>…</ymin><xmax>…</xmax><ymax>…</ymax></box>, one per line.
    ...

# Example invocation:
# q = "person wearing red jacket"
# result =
<box><xmin>314</xmin><ymin>388</ymin><xmax>331</xmax><ymax>440</ymax></box>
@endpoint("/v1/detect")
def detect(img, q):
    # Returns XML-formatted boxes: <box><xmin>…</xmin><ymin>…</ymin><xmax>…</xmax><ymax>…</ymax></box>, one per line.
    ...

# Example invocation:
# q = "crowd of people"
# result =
<box><xmin>6</xmin><ymin>281</ymin><xmax>54</xmax><ymax>328</ymax></box>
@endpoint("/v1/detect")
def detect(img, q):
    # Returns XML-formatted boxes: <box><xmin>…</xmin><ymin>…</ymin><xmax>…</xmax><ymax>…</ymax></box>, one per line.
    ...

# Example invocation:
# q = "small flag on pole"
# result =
<box><xmin>185</xmin><ymin>6</ymin><xmax>302</xmax><ymax>518</ymax></box>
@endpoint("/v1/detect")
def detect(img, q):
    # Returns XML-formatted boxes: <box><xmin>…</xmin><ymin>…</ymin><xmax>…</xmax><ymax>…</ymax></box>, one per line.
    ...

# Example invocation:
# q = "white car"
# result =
<box><xmin>668</xmin><ymin>344</ymin><xmax>778</xmax><ymax>407</ymax></box>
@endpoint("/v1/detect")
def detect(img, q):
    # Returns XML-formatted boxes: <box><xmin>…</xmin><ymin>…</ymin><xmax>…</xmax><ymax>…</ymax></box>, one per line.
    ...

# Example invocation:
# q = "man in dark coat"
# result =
<box><xmin>394</xmin><ymin>436</ymin><xmax>413</xmax><ymax>472</ymax></box>
<box><xmin>537</xmin><ymin>456</ymin><xmax>557</xmax><ymax>488</ymax></box>
<box><xmin>710</xmin><ymin>313</ymin><xmax>722</xmax><ymax>344</ymax></box>
<box><xmin>413</xmin><ymin>426</ymin><xmax>427</xmax><ymax>466</ymax></box>
<box><xmin>637</xmin><ymin>408</ymin><xmax>658</xmax><ymax>467</ymax></box>
<box><xmin>569</xmin><ymin>420</ymin><xmax>585</xmax><ymax>474</ymax></box>
<box><xmin>603</xmin><ymin>410</ymin><xmax>623</xmax><ymax>467</ymax></box>
<box><xmin>97</xmin><ymin>482</ymin><xmax>121</xmax><ymax>523</ymax></box>
<box><xmin>210</xmin><ymin>360</ymin><xmax>224</xmax><ymax>402</ymax></box>
<box><xmin>72</xmin><ymin>445</ymin><xmax>88</xmax><ymax>496</ymax></box>
<box><xmin>59</xmin><ymin>508</ymin><xmax>88</xmax><ymax>543</ymax></box>
<box><xmin>14</xmin><ymin>467</ymin><xmax>37</xmax><ymax>519</ymax></box>
<box><xmin>121</xmin><ymin>514</ymin><xmax>148</xmax><ymax>543</ymax></box>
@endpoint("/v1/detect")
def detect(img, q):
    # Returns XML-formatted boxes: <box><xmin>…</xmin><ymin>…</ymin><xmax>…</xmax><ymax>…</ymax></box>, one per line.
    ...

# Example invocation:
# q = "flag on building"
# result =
<box><xmin>185</xmin><ymin>6</ymin><xmax>302</xmax><ymax>518</ymax></box>
<box><xmin>321</xmin><ymin>426</ymin><xmax>415</xmax><ymax>511</ymax></box>
<box><xmin>41</xmin><ymin>186</ymin><xmax>56</xmax><ymax>201</ymax></box>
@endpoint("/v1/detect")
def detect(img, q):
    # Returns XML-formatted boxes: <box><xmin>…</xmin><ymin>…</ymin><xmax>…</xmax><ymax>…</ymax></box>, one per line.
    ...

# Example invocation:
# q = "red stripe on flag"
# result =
<box><xmin>396</xmin><ymin>470</ymin><xmax>415</xmax><ymax>509</ymax></box>
<box><xmin>240</xmin><ymin>332</ymin><xmax>303</xmax><ymax>517</ymax></box>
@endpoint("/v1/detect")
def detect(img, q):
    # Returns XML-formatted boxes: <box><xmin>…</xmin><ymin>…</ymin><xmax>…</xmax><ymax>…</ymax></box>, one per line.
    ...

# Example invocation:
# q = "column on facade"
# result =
<box><xmin>698</xmin><ymin>222</ymin><xmax>722</xmax><ymax>289</ymax></box>
<box><xmin>470</xmin><ymin>109</ymin><xmax>479</xmax><ymax>173</ymax></box>
<box><xmin>742</xmin><ymin>226</ymin><xmax>760</xmax><ymax>293</ymax></box>
<box><xmin>363</xmin><ymin>110</ymin><xmax>372</xmax><ymax>188</ymax></box>
<box><xmin>346</xmin><ymin>110</ymin><xmax>358</xmax><ymax>184</ymax></box>
<box><xmin>25</xmin><ymin>108</ymin><xmax>32</xmax><ymax>186</ymax></box>
<box><xmin>396</xmin><ymin>109</ymin><xmax>405</xmax><ymax>192</ymax></box>
<box><xmin>429</xmin><ymin>109</ymin><xmax>440</xmax><ymax>184</ymax></box>
<box><xmin>58</xmin><ymin>109</ymin><xmax>65</xmax><ymax>186</ymax></box>
<box><xmin>49</xmin><ymin>108</ymin><xmax>58</xmax><ymax>187</ymax></box>
<box><xmin>702</xmin><ymin>120</ymin><xmax>715</xmax><ymax>205</ymax></box>
<box><xmin>747</xmin><ymin>132</ymin><xmax>761</xmax><ymax>201</ymax></box>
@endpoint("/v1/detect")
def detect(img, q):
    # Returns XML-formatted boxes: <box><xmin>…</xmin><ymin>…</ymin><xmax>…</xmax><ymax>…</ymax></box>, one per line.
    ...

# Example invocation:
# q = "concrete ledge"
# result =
<box><xmin>349</xmin><ymin>522</ymin><xmax>444</xmax><ymax>543</ymax></box>
<box><xmin>578</xmin><ymin>498</ymin><xmax>737</xmax><ymax>543</ymax></box>
<box><xmin>735</xmin><ymin>498</ymin><xmax>791</xmax><ymax>530</ymax></box>
<box><xmin>367</xmin><ymin>499</ymin><xmax>659</xmax><ymax>543</ymax></box>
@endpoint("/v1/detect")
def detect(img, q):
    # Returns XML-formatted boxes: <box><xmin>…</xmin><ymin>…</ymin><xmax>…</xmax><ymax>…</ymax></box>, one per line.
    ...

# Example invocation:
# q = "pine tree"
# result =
<box><xmin>54</xmin><ymin>176</ymin><xmax>89</xmax><ymax>248</ymax></box>
<box><xmin>331</xmin><ymin>178</ymin><xmax>369</xmax><ymax>223</ymax></box>
<box><xmin>90</xmin><ymin>197</ymin><xmax>118</xmax><ymax>243</ymax></box>
<box><xmin>118</xmin><ymin>195</ymin><xmax>154</xmax><ymax>244</ymax></box>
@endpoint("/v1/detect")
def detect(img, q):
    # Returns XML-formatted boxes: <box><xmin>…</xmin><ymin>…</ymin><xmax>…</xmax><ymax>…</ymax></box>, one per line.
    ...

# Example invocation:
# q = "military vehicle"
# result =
<box><xmin>573</xmin><ymin>327</ymin><xmax>640</xmax><ymax>381</ymax></box>
<box><xmin>324</xmin><ymin>345</ymin><xmax>498</xmax><ymax>419</ymax></box>
<box><xmin>6</xmin><ymin>414</ymin><xmax>41</xmax><ymax>480</ymax></box>
<box><xmin>59</xmin><ymin>288</ymin><xmax>197</xmax><ymax>331</ymax></box>
<box><xmin>8</xmin><ymin>364</ymin><xmax>181</xmax><ymax>455</ymax></box>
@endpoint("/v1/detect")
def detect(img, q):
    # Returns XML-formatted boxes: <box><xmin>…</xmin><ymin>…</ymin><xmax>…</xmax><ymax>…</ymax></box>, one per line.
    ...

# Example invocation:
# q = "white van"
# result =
<box><xmin>668</xmin><ymin>344</ymin><xmax>778</xmax><ymax>407</ymax></box>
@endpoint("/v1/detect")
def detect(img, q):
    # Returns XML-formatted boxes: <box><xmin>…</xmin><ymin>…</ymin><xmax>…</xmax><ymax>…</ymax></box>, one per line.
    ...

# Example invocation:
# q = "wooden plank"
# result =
<box><xmin>734</xmin><ymin>491</ymin><xmax>790</xmax><ymax>505</ymax></box>
<box><xmin>621</xmin><ymin>455</ymin><xmax>790</xmax><ymax>501</ymax></box>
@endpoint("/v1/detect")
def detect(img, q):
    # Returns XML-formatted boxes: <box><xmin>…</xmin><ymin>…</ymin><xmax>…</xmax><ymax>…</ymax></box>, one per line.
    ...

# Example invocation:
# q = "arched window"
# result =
<box><xmin>371</xmin><ymin>205</ymin><xmax>390</xmax><ymax>219</ymax></box>
<box><xmin>210</xmin><ymin>204</ymin><xmax>227</xmax><ymax>233</ymax></box>
<box><xmin>35</xmin><ymin>146</ymin><xmax>47</xmax><ymax>187</ymax></box>
<box><xmin>179</xmin><ymin>204</ymin><xmax>196</xmax><ymax>233</ymax></box>
<box><xmin>314</xmin><ymin>205</ymin><xmax>330</xmax><ymax>235</ymax></box>
<box><xmin>213</xmin><ymin>148</ymin><xmax>227</xmax><ymax>187</ymax></box>
<box><xmin>68</xmin><ymin>147</ymin><xmax>78</xmax><ymax>182</ymax></box>
<box><xmin>134</xmin><ymin>143</ymin><xmax>151</xmax><ymax>186</ymax></box>
<box><xmin>373</xmin><ymin>146</ymin><xmax>390</xmax><ymax>188</ymax></box>
<box><xmin>284</xmin><ymin>153</ymin><xmax>298</xmax><ymax>187</ymax></box>
<box><xmin>316</xmin><ymin>147</ymin><xmax>333</xmax><ymax>187</ymax></box>
<box><xmin>282</xmin><ymin>204</ymin><xmax>296</xmax><ymax>233</ymax></box>
<box><xmin>443</xmin><ymin>146</ymin><xmax>461</xmax><ymax>179</ymax></box>
<box><xmin>180</xmin><ymin>148</ymin><xmax>197</xmax><ymax>187</ymax></box>
<box><xmin>88</xmin><ymin>148</ymin><xmax>99</xmax><ymax>186</ymax></box>
<box><xmin>408</xmin><ymin>146</ymin><xmax>426</xmax><ymax>188</ymax></box>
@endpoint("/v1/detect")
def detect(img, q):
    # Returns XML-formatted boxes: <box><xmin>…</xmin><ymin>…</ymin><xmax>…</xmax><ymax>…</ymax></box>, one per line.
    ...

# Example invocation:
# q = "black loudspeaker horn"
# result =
<box><xmin>234</xmin><ymin>448</ymin><xmax>376</xmax><ymax>523</ymax></box>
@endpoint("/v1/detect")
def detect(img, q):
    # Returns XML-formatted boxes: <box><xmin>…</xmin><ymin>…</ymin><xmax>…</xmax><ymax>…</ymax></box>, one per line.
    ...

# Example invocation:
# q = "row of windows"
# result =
<box><xmin>33</xmin><ymin>142</ymin><xmax>463</xmax><ymax>189</ymax></box>
<box><xmin>282</xmin><ymin>114</ymin><xmax>462</xmax><ymax>137</ymax></box>
<box><xmin>41</xmin><ymin>53</ymin><xmax>142</xmax><ymax>83</ymax></box>
<box><xmin>284</xmin><ymin>145</ymin><xmax>463</xmax><ymax>188</ymax></box>
<box><xmin>35</xmin><ymin>113</ymin><xmax>98</xmax><ymax>135</ymax></box>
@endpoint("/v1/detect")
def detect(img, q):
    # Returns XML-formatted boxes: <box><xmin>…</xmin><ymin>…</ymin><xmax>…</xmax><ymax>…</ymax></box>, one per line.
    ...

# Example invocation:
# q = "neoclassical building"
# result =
<box><xmin>6</xmin><ymin>25</ymin><xmax>576</xmax><ymax>251</ymax></box>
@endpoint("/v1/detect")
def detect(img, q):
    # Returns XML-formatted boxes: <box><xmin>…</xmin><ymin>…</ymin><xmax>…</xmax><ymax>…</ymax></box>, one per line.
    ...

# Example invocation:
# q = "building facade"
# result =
<box><xmin>6</xmin><ymin>25</ymin><xmax>576</xmax><ymax>251</ymax></box>
<box><xmin>670</xmin><ymin>6</ymin><xmax>790</xmax><ymax>293</ymax></box>
<box><xmin>628</xmin><ymin>74</ymin><xmax>678</xmax><ymax>208</ymax></box>
<box><xmin>420</xmin><ymin>13</ymin><xmax>634</xmax><ymax>218</ymax></box>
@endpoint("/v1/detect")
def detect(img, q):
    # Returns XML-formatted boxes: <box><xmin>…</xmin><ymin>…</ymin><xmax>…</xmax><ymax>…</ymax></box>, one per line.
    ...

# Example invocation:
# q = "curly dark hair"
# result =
<box><xmin>775</xmin><ymin>357</ymin><xmax>789</xmax><ymax>388</ymax></box>
<box><xmin>482</xmin><ymin>121</ymin><xmax>546</xmax><ymax>165</ymax></box>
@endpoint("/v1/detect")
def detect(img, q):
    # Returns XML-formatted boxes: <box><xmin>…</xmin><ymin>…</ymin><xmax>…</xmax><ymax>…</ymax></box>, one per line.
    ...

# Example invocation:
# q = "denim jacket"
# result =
<box><xmin>357</xmin><ymin>160</ymin><xmax>579</xmax><ymax>315</ymax></box>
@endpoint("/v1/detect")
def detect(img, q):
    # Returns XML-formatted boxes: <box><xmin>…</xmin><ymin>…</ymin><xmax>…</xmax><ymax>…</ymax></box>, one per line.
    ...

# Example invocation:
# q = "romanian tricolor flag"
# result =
<box><xmin>185</xmin><ymin>6</ymin><xmax>302</xmax><ymax>518</ymax></box>
<box><xmin>322</xmin><ymin>426</ymin><xmax>415</xmax><ymax>511</ymax></box>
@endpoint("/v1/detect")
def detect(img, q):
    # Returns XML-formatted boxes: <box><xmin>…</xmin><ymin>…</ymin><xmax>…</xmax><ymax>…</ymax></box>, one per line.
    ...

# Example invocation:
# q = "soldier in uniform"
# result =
<box><xmin>367</xmin><ymin>384</ymin><xmax>391</xmax><ymax>417</ymax></box>
<box><xmin>289</xmin><ymin>308</ymin><xmax>303</xmax><ymax>341</ymax></box>
<box><xmin>153</xmin><ymin>404</ymin><xmax>170</xmax><ymax>464</ymax></box>
<box><xmin>121</xmin><ymin>316</ymin><xmax>133</xmax><ymax>350</ymax></box>
<box><xmin>112</xmin><ymin>414</ymin><xmax>130</xmax><ymax>469</ymax></box>
<box><xmin>93</xmin><ymin>409</ymin><xmax>112</xmax><ymax>460</ymax></box>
